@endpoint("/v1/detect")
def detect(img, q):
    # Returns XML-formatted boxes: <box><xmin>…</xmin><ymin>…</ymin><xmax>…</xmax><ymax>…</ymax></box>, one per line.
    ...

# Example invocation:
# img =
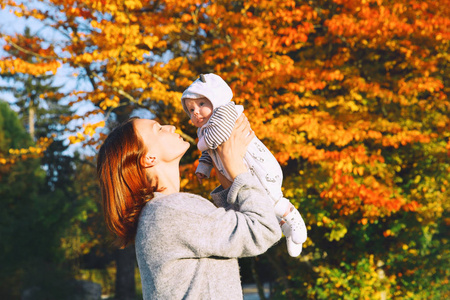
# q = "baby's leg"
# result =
<box><xmin>244</xmin><ymin>139</ymin><xmax>284</xmax><ymax>200</ymax></box>
<box><xmin>246</xmin><ymin>139</ymin><xmax>307</xmax><ymax>242</ymax></box>
<box><xmin>244</xmin><ymin>141</ymin><xmax>307</xmax><ymax>256</ymax></box>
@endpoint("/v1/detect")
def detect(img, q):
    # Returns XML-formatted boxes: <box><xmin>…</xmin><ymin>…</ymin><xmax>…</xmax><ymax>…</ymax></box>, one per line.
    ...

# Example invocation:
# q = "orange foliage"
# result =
<box><xmin>0</xmin><ymin>136</ymin><xmax>53</xmax><ymax>166</ymax></box>
<box><xmin>1</xmin><ymin>0</ymin><xmax>449</xmax><ymax>225</ymax></box>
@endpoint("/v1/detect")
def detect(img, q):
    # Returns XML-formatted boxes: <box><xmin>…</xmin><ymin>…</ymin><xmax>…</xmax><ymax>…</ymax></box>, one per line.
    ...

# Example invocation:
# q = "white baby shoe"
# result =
<box><xmin>280</xmin><ymin>219</ymin><xmax>303</xmax><ymax>257</ymax></box>
<box><xmin>274</xmin><ymin>198</ymin><xmax>307</xmax><ymax>244</ymax></box>
<box><xmin>282</xmin><ymin>205</ymin><xmax>307</xmax><ymax>245</ymax></box>
<box><xmin>274</xmin><ymin>198</ymin><xmax>307</xmax><ymax>257</ymax></box>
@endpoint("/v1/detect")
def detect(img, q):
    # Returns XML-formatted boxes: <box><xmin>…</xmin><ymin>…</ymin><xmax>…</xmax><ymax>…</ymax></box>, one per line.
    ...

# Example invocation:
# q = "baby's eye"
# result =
<box><xmin>199</xmin><ymin>102</ymin><xmax>204</xmax><ymax>106</ymax></box>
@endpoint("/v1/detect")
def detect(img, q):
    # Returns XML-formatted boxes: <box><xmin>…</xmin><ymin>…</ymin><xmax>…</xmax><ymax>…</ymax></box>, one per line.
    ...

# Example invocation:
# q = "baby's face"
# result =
<box><xmin>185</xmin><ymin>97</ymin><xmax>213</xmax><ymax>127</ymax></box>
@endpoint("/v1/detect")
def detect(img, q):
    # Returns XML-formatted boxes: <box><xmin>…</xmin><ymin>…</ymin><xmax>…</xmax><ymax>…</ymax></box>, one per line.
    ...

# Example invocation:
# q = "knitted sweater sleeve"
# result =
<box><xmin>136</xmin><ymin>172</ymin><xmax>281</xmax><ymax>259</ymax></box>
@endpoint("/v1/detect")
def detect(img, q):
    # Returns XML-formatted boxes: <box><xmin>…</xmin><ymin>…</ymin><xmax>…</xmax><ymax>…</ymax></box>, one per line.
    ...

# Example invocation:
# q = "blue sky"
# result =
<box><xmin>0</xmin><ymin>6</ymin><xmax>82</xmax><ymax>105</ymax></box>
<box><xmin>0</xmin><ymin>5</ymin><xmax>155</xmax><ymax>155</ymax></box>
<box><xmin>0</xmin><ymin>8</ymin><xmax>26</xmax><ymax>104</ymax></box>
<box><xmin>0</xmin><ymin>6</ymin><xmax>99</xmax><ymax>154</ymax></box>
<box><xmin>0</xmin><ymin>4</ymin><xmax>99</xmax><ymax>113</ymax></box>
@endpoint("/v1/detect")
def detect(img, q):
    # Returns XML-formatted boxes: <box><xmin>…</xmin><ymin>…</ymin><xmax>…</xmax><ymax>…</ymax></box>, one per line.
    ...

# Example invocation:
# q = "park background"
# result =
<box><xmin>0</xmin><ymin>0</ymin><xmax>449</xmax><ymax>299</ymax></box>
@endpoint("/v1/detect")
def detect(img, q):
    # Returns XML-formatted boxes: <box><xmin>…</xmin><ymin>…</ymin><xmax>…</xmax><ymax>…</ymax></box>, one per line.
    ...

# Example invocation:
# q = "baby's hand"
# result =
<box><xmin>196</xmin><ymin>173</ymin><xmax>207</xmax><ymax>184</ymax></box>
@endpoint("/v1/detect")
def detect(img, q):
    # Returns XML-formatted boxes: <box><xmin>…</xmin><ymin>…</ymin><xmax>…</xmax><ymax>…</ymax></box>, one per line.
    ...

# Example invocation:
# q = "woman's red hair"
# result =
<box><xmin>97</xmin><ymin>118</ymin><xmax>158</xmax><ymax>248</ymax></box>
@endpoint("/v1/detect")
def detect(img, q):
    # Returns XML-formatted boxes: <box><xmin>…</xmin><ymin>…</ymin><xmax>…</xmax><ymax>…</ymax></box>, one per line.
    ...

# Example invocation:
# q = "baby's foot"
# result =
<box><xmin>283</xmin><ymin>205</ymin><xmax>307</xmax><ymax>245</ymax></box>
<box><xmin>280</xmin><ymin>220</ymin><xmax>303</xmax><ymax>257</ymax></box>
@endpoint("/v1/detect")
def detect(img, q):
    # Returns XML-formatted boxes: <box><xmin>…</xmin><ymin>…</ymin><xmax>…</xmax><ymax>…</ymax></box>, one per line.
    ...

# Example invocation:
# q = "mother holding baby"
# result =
<box><xmin>97</xmin><ymin>91</ymin><xmax>282</xmax><ymax>298</ymax></box>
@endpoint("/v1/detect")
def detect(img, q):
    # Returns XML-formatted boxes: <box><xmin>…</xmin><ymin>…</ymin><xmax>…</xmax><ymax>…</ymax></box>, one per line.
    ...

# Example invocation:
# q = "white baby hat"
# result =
<box><xmin>181</xmin><ymin>73</ymin><xmax>234</xmax><ymax>116</ymax></box>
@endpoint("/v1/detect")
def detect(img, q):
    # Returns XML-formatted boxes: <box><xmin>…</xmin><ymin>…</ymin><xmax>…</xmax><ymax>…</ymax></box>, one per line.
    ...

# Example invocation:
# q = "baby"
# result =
<box><xmin>181</xmin><ymin>73</ymin><xmax>307</xmax><ymax>257</ymax></box>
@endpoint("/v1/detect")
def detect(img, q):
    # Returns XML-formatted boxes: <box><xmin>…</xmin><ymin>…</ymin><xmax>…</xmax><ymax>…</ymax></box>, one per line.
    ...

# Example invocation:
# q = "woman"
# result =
<box><xmin>97</xmin><ymin>115</ymin><xmax>281</xmax><ymax>299</ymax></box>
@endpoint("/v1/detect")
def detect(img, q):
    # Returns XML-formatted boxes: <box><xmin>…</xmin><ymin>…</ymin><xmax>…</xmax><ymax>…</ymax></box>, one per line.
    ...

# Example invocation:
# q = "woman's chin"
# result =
<box><xmin>182</xmin><ymin>140</ymin><xmax>191</xmax><ymax>152</ymax></box>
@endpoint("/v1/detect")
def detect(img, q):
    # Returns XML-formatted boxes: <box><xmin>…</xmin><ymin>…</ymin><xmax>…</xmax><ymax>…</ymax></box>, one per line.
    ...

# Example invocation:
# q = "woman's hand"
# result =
<box><xmin>216</xmin><ymin>114</ymin><xmax>255</xmax><ymax>181</ymax></box>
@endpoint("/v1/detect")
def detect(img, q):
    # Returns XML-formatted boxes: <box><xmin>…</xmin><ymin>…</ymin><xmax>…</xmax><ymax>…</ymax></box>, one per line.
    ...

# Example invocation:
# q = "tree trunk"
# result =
<box><xmin>251</xmin><ymin>257</ymin><xmax>267</xmax><ymax>300</ymax></box>
<box><xmin>377</xmin><ymin>260</ymin><xmax>387</xmax><ymax>300</ymax></box>
<box><xmin>29</xmin><ymin>105</ymin><xmax>35</xmax><ymax>141</ymax></box>
<box><xmin>115</xmin><ymin>245</ymin><xmax>136</xmax><ymax>300</ymax></box>
<box><xmin>266</xmin><ymin>253</ymin><xmax>295</xmax><ymax>300</ymax></box>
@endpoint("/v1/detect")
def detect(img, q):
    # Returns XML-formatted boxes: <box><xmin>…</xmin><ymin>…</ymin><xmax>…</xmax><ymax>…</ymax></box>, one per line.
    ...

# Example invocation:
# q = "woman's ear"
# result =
<box><xmin>141</xmin><ymin>154</ymin><xmax>158</xmax><ymax>168</ymax></box>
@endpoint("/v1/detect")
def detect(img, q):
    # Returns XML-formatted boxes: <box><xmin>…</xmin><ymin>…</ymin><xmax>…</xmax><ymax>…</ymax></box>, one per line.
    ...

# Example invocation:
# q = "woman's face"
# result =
<box><xmin>134</xmin><ymin>119</ymin><xmax>190</xmax><ymax>163</ymax></box>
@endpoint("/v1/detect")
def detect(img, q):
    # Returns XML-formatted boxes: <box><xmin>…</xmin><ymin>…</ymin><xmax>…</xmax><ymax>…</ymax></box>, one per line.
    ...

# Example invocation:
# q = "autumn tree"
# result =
<box><xmin>1</xmin><ymin>0</ymin><xmax>449</xmax><ymax>299</ymax></box>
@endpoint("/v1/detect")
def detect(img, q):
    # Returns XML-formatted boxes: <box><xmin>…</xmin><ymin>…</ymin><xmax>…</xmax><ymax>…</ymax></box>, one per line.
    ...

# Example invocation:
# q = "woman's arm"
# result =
<box><xmin>138</xmin><ymin>173</ymin><xmax>282</xmax><ymax>259</ymax></box>
<box><xmin>215</xmin><ymin>113</ymin><xmax>254</xmax><ymax>180</ymax></box>
<box><xmin>211</xmin><ymin>113</ymin><xmax>253</xmax><ymax>203</ymax></box>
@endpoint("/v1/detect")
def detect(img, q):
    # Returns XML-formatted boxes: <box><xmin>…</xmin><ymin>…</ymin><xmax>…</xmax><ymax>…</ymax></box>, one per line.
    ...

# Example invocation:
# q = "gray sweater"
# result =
<box><xmin>135</xmin><ymin>172</ymin><xmax>282</xmax><ymax>300</ymax></box>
